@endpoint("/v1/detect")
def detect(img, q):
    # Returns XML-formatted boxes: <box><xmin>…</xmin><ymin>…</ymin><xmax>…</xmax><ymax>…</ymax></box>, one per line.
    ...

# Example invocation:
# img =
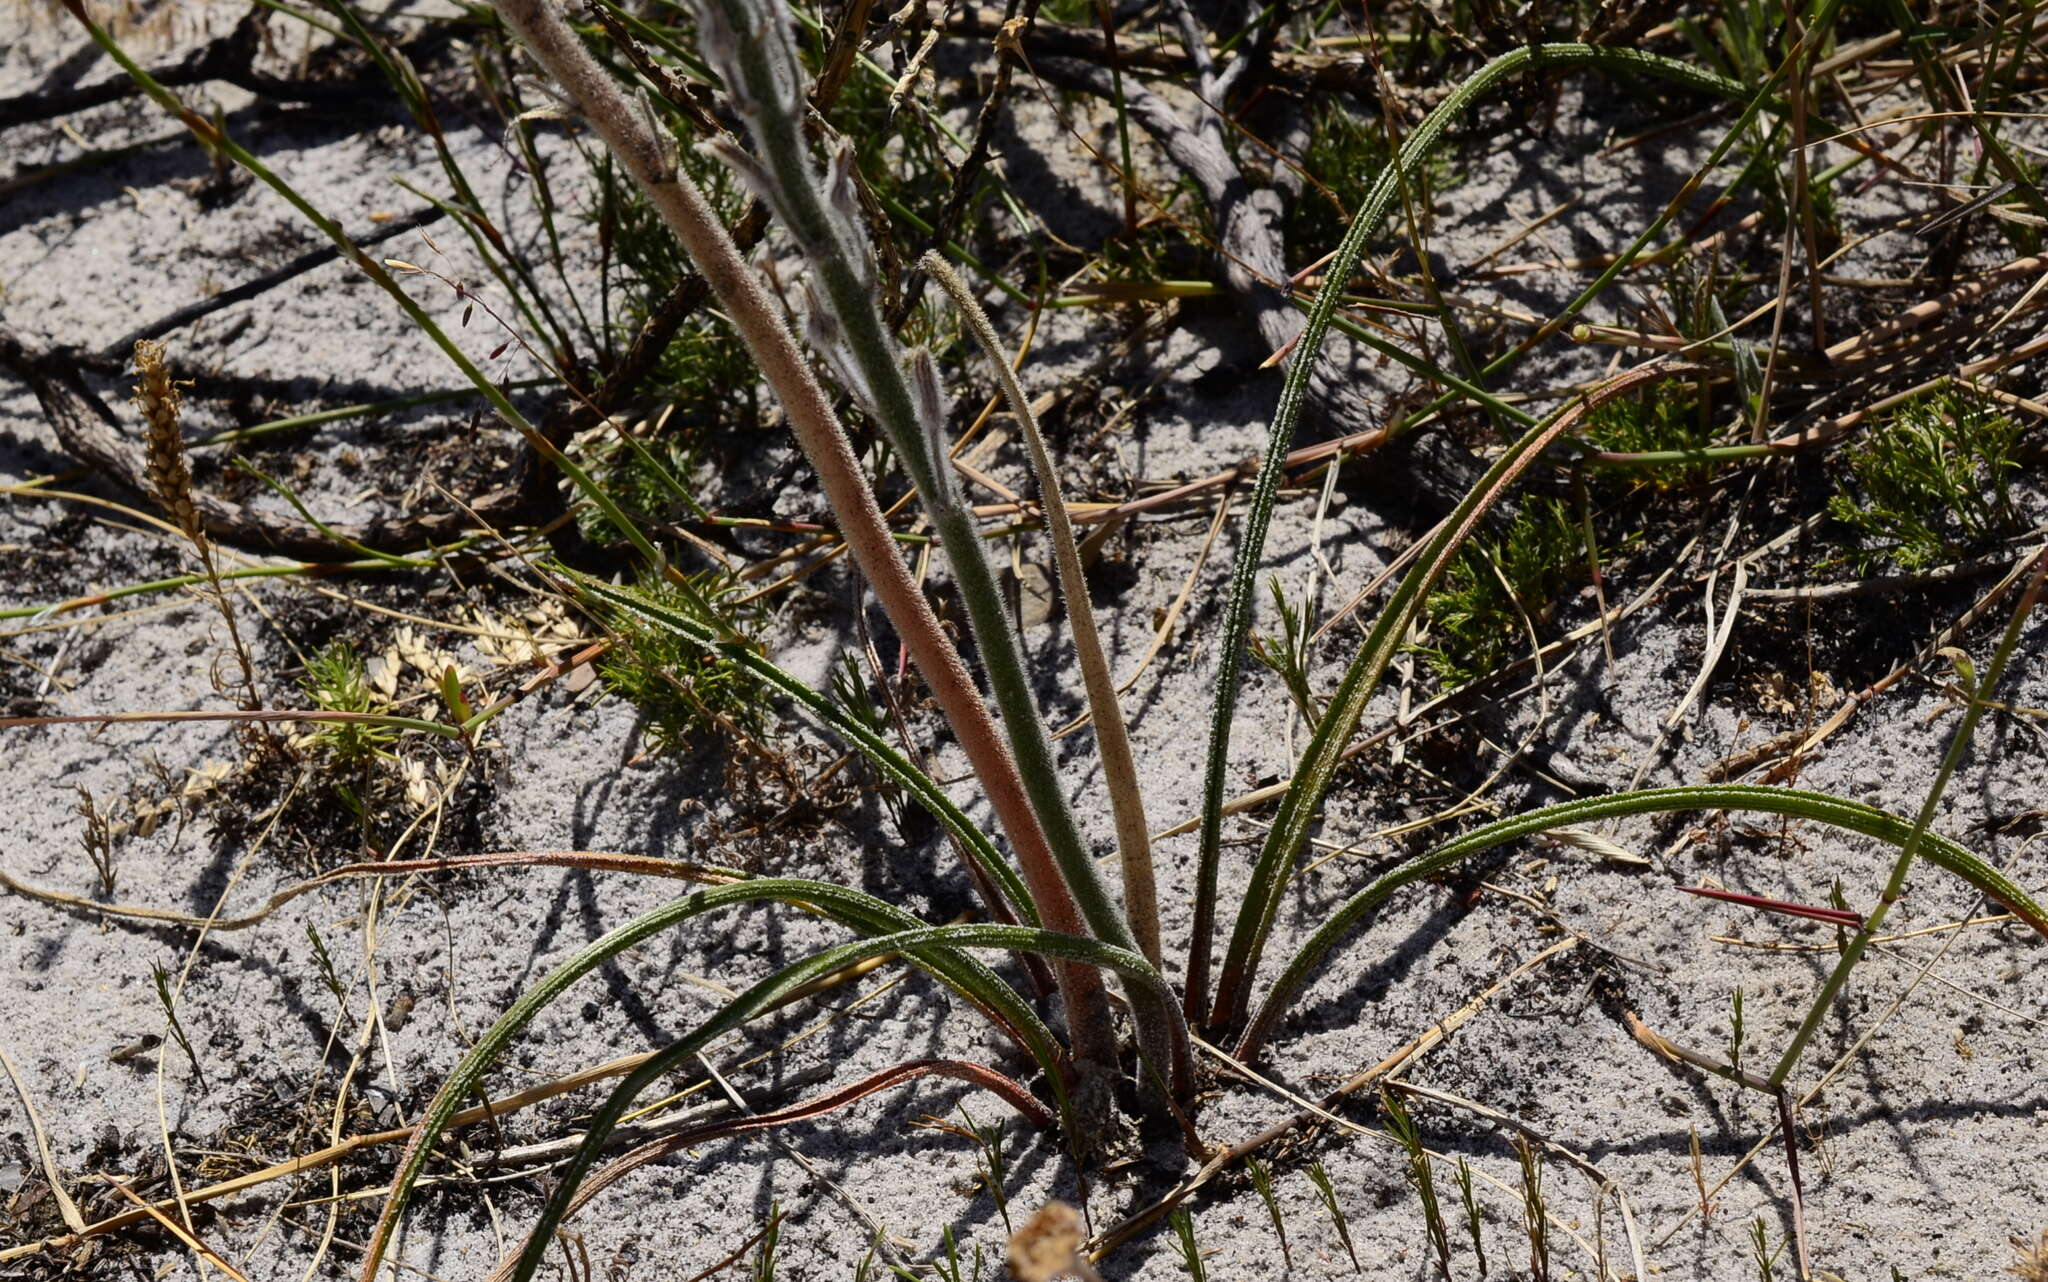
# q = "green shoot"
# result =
<box><xmin>73</xmin><ymin>787</ymin><xmax>117</xmax><ymax>898</ymax></box>
<box><xmin>304</xmin><ymin>925</ymin><xmax>346</xmax><ymax>1007</ymax></box>
<box><xmin>920</xmin><ymin>1226</ymin><xmax>983</xmax><ymax>1282</ymax></box>
<box><xmin>1728</xmin><ymin>986</ymin><xmax>1747</xmax><ymax>1081</ymax></box>
<box><xmin>853</xmin><ymin>1230</ymin><xmax>882</xmax><ymax>1282</ymax></box>
<box><xmin>959</xmin><ymin>1104</ymin><xmax>1012</xmax><ymax>1234</ymax></box>
<box><xmin>1457</xmin><ymin>1158</ymin><xmax>1487</xmax><ymax>1276</ymax></box>
<box><xmin>1249</xmin><ymin>578</ymin><xmax>1321</xmax><ymax>722</ymax></box>
<box><xmin>1168</xmin><ymin>1207</ymin><xmax>1207</xmax><ymax>1282</ymax></box>
<box><xmin>1383</xmin><ymin>1090</ymin><xmax>1451</xmax><ymax>1280</ymax></box>
<box><xmin>1750</xmin><ymin>1216</ymin><xmax>1781</xmax><ymax>1282</ymax></box>
<box><xmin>1583</xmin><ymin>384</ymin><xmax>1712</xmax><ymax>489</ymax></box>
<box><xmin>1420</xmin><ymin>495</ymin><xmax>1586</xmax><ymax>688</ymax></box>
<box><xmin>1246</xmin><ymin>1157</ymin><xmax>1291</xmax><ymax>1269</ymax></box>
<box><xmin>1691</xmin><ymin>1127</ymin><xmax>1718</xmax><ymax>1219</ymax></box>
<box><xmin>751</xmin><ymin>1204</ymin><xmax>782</xmax><ymax>1282</ymax></box>
<box><xmin>829</xmin><ymin>654</ymin><xmax>906</xmax><ymax>831</ymax></box>
<box><xmin>593</xmin><ymin>571</ymin><xmax>768</xmax><ymax>755</ymax></box>
<box><xmin>1306</xmin><ymin>1159</ymin><xmax>1359</xmax><ymax>1272</ymax></box>
<box><xmin>150</xmin><ymin>963</ymin><xmax>202</xmax><ymax>1080</ymax></box>
<box><xmin>1288</xmin><ymin>96</ymin><xmax>1464</xmax><ymax>266</ymax></box>
<box><xmin>299</xmin><ymin>640</ymin><xmax>400</xmax><ymax>770</ymax></box>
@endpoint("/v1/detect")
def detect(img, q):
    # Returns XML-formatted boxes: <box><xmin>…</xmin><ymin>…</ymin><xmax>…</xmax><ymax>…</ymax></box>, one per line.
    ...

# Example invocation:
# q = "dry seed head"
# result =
<box><xmin>132</xmin><ymin>339</ymin><xmax>202</xmax><ymax>543</ymax></box>
<box><xmin>1007</xmin><ymin>1201</ymin><xmax>1102</xmax><ymax>1282</ymax></box>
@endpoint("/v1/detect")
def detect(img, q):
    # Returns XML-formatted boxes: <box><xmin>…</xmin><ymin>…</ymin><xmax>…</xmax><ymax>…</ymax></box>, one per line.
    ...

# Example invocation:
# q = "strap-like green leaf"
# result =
<box><xmin>1237</xmin><ymin>784</ymin><xmax>2047</xmax><ymax>1058</ymax></box>
<box><xmin>1189</xmin><ymin>30</ymin><xmax>1842</xmax><ymax>1022</ymax></box>
<box><xmin>1209</xmin><ymin>364</ymin><xmax>1694</xmax><ymax>1030</ymax></box>
<box><xmin>361</xmin><ymin>881</ymin><xmax>1061</xmax><ymax>1280</ymax></box>
<box><xmin>503</xmin><ymin>922</ymin><xmax>1162</xmax><ymax>1282</ymax></box>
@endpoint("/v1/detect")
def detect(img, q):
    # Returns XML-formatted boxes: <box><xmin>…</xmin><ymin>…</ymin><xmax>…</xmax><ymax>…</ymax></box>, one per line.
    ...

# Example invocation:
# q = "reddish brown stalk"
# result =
<box><xmin>1679</xmin><ymin>884</ymin><xmax>1863</xmax><ymax>929</ymax></box>
<box><xmin>488</xmin><ymin>1</ymin><xmax>1126</xmax><ymax>1089</ymax></box>
<box><xmin>482</xmin><ymin>1059</ymin><xmax>1052</xmax><ymax>1281</ymax></box>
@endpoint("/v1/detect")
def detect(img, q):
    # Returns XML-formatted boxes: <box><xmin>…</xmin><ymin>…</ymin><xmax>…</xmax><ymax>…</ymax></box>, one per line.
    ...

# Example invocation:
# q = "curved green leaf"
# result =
<box><xmin>360</xmin><ymin>880</ymin><xmax>1061</xmax><ymax>1281</ymax></box>
<box><xmin>1208</xmin><ymin>364</ymin><xmax>1693</xmax><ymax>1030</ymax></box>
<box><xmin>1236</xmin><ymin>784</ymin><xmax>2048</xmax><ymax>1058</ymax></box>
<box><xmin>504</xmin><ymin>922</ymin><xmax>1162</xmax><ymax>1282</ymax></box>
<box><xmin>1187</xmin><ymin>36</ymin><xmax>1821</xmax><ymax>1019</ymax></box>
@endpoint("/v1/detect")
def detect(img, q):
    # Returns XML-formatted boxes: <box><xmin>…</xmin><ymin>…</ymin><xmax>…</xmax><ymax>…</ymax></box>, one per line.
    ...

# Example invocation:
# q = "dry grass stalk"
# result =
<box><xmin>132</xmin><ymin>340</ymin><xmax>269</xmax><ymax>737</ymax></box>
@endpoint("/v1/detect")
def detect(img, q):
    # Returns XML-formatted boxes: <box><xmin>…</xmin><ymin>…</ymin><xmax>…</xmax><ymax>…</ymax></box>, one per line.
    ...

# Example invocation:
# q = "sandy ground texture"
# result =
<box><xmin>2</xmin><ymin>3</ymin><xmax>2046</xmax><ymax>1281</ymax></box>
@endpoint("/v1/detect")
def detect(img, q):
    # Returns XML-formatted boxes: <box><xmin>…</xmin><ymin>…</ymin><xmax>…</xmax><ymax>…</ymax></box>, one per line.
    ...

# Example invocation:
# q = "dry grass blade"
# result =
<box><xmin>0</xmin><ymin>1044</ymin><xmax>85</xmax><ymax>1234</ymax></box>
<box><xmin>97</xmin><ymin>1177</ymin><xmax>252</xmax><ymax>1282</ymax></box>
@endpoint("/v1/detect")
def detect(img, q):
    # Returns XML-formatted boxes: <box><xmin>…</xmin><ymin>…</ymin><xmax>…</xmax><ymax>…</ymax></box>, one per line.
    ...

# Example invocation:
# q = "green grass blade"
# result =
<box><xmin>360</xmin><ymin>881</ymin><xmax>1065</xmax><ymax>1281</ymax></box>
<box><xmin>1237</xmin><ymin>783</ymin><xmax>2048</xmax><ymax>1058</ymax></box>
<box><xmin>500</xmin><ymin>922</ymin><xmax>1163</xmax><ymax>1282</ymax></box>
<box><xmin>1769</xmin><ymin>549</ymin><xmax>2048</xmax><ymax>1084</ymax></box>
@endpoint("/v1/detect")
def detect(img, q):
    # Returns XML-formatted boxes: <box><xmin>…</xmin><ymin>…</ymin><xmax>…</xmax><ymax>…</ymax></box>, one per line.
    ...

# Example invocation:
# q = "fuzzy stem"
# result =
<box><xmin>486</xmin><ymin>0</ymin><xmax>1123</xmax><ymax>1086</ymax></box>
<box><xmin>684</xmin><ymin>0</ymin><xmax>1189</xmax><ymax>1091</ymax></box>
<box><xmin>922</xmin><ymin>253</ymin><xmax>1161</xmax><ymax>967</ymax></box>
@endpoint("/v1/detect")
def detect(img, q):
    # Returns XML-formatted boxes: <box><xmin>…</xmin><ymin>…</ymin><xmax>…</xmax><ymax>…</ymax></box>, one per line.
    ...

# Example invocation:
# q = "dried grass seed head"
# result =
<box><xmin>132</xmin><ymin>338</ymin><xmax>202</xmax><ymax>542</ymax></box>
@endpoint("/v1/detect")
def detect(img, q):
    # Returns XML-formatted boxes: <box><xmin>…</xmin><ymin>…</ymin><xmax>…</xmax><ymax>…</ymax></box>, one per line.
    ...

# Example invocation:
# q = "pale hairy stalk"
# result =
<box><xmin>923</xmin><ymin>252</ymin><xmax>1160</xmax><ymax>968</ymax></box>
<box><xmin>486</xmin><ymin>0</ymin><xmax>1121</xmax><ymax>1076</ymax></box>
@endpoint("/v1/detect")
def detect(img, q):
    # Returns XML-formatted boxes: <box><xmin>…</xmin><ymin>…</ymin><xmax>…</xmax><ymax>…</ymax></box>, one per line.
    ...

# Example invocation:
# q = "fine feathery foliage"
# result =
<box><xmin>1827</xmin><ymin>388</ymin><xmax>2025</xmax><ymax>572</ymax></box>
<box><xmin>1419</xmin><ymin>494</ymin><xmax>1588</xmax><ymax>689</ymax></box>
<box><xmin>593</xmin><ymin>569</ymin><xmax>770</xmax><ymax>753</ymax></box>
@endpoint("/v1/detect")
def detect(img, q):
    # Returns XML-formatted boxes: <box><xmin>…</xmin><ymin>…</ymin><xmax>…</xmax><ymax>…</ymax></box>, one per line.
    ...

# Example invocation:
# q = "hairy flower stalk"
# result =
<box><xmin>688</xmin><ymin>0</ymin><xmax>1188</xmax><ymax>1096</ymax></box>
<box><xmin>486</xmin><ymin>0</ymin><xmax>1140</xmax><ymax>1094</ymax></box>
